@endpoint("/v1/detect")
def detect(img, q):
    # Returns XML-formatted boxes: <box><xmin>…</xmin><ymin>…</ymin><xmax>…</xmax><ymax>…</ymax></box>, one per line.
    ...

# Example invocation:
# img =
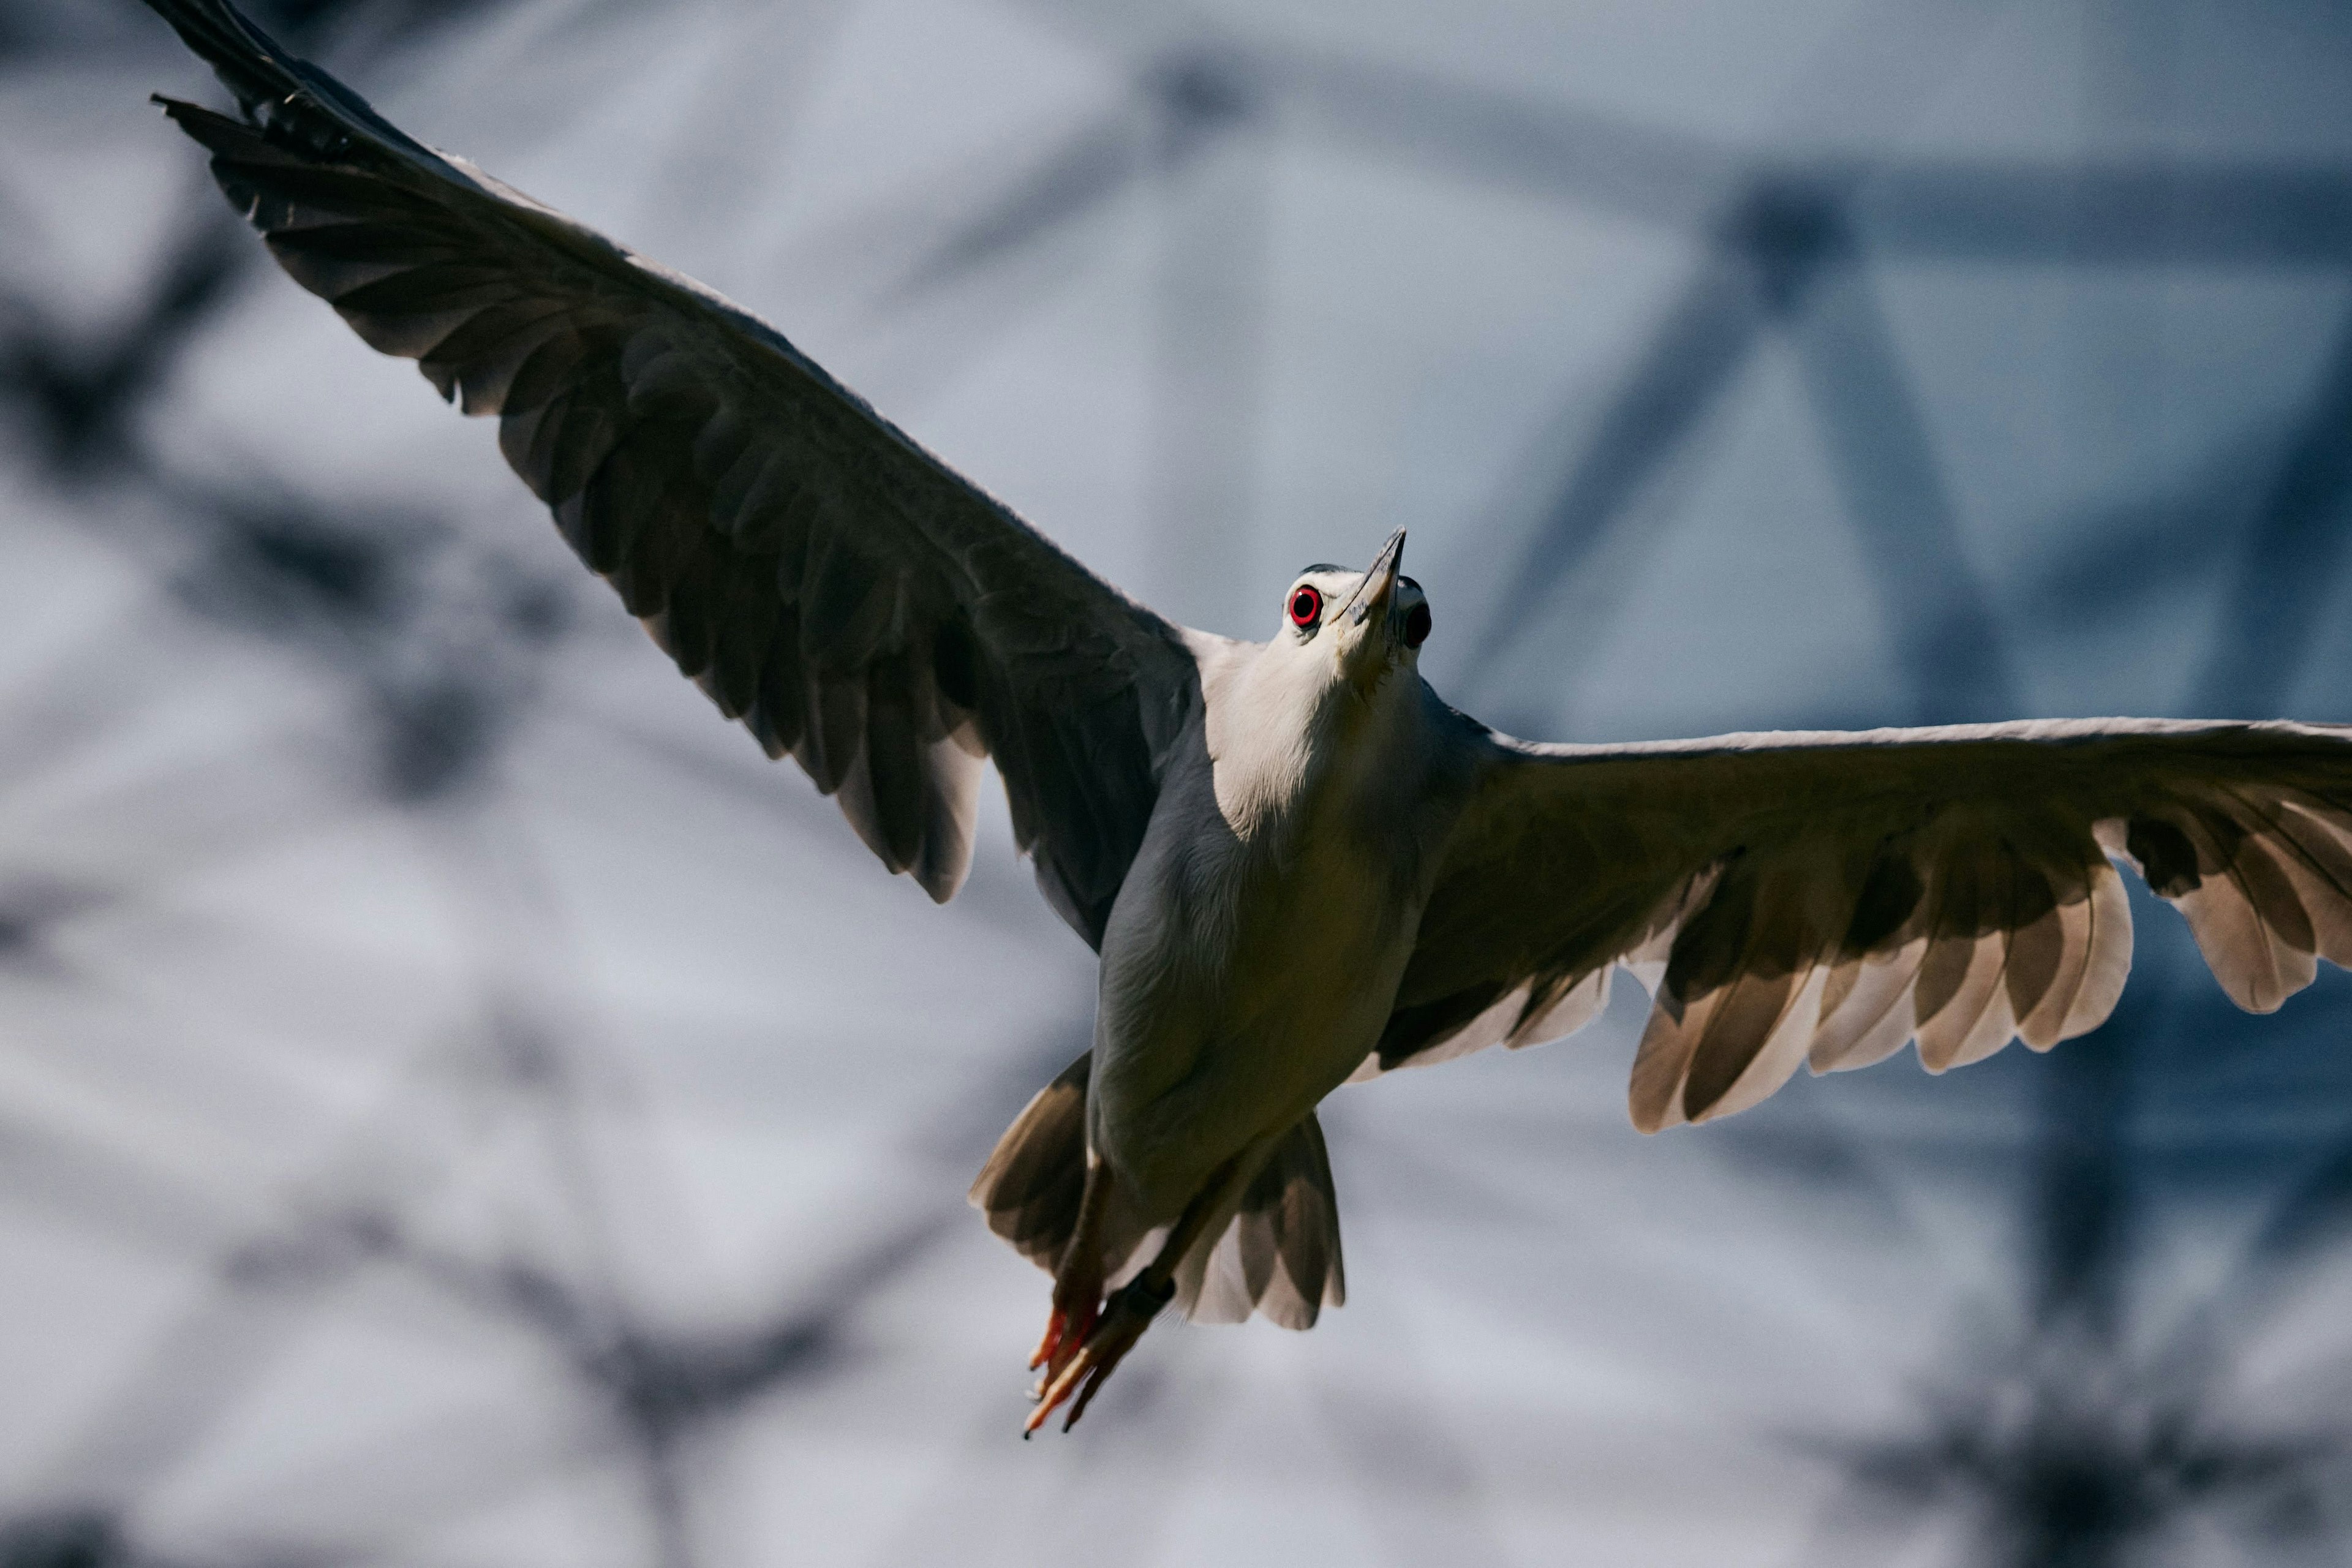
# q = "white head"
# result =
<box><xmin>1270</xmin><ymin>529</ymin><xmax>1431</xmax><ymax>699</ymax></box>
<box><xmin>1206</xmin><ymin>530</ymin><xmax>1433</xmax><ymax>833</ymax></box>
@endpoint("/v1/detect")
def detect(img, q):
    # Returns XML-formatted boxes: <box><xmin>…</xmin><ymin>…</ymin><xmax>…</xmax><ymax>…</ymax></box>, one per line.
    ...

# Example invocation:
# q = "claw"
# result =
<box><xmin>1027</xmin><ymin>1308</ymin><xmax>1065</xmax><ymax>1372</ymax></box>
<box><xmin>1023</xmin><ymin>1275</ymin><xmax>1170</xmax><ymax>1434</ymax></box>
<box><xmin>1027</xmin><ymin>1295</ymin><xmax>1099</xmax><ymax>1378</ymax></box>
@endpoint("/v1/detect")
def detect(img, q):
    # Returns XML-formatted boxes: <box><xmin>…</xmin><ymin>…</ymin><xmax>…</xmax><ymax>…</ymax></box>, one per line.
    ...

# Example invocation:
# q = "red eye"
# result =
<box><xmin>1404</xmin><ymin>602</ymin><xmax>1431</xmax><ymax>648</ymax></box>
<box><xmin>1288</xmin><ymin>585</ymin><xmax>1322</xmax><ymax>628</ymax></box>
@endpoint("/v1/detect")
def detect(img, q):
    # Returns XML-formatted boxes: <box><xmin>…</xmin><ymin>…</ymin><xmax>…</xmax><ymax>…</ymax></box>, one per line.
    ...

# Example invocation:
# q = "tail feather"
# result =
<box><xmin>970</xmin><ymin>1056</ymin><xmax>1347</xmax><ymax>1329</ymax></box>
<box><xmin>968</xmin><ymin>1051</ymin><xmax>1090</xmax><ymax>1270</ymax></box>
<box><xmin>1176</xmin><ymin>1115</ymin><xmax>1347</xmax><ymax>1330</ymax></box>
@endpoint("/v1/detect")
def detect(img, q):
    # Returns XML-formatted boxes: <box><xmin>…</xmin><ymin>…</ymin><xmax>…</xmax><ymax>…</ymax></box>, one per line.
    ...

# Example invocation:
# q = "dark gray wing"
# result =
<box><xmin>143</xmin><ymin>0</ymin><xmax>1199</xmax><ymax>944</ymax></box>
<box><xmin>1373</xmin><ymin>718</ymin><xmax>2352</xmax><ymax>1131</ymax></box>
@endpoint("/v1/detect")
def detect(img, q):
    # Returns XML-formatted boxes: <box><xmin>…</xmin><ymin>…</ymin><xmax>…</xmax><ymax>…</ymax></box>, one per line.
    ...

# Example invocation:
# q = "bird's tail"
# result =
<box><xmin>1171</xmin><ymin>1110</ymin><xmax>1346</xmax><ymax>1330</ymax></box>
<box><xmin>969</xmin><ymin>1054</ymin><xmax>1345</xmax><ymax>1330</ymax></box>
<box><xmin>968</xmin><ymin>1052</ymin><xmax>1093</xmax><ymax>1273</ymax></box>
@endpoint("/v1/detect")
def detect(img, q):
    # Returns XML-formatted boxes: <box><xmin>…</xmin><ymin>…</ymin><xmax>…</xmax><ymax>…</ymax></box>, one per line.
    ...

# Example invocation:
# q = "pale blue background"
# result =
<box><xmin>2</xmin><ymin>2</ymin><xmax>2350</xmax><ymax>1563</ymax></box>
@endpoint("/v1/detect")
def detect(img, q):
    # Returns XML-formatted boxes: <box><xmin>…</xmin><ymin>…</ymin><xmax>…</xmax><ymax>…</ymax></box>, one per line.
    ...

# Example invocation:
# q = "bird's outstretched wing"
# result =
<box><xmin>1372</xmin><ymin>718</ymin><xmax>2352</xmax><ymax>1131</ymax></box>
<box><xmin>143</xmin><ymin>0</ymin><xmax>1199</xmax><ymax>945</ymax></box>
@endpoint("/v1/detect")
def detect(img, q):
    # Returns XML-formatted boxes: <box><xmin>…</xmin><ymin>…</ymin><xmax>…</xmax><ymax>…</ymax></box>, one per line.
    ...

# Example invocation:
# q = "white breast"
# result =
<box><xmin>1086</xmin><ymin>650</ymin><xmax>1446</xmax><ymax>1223</ymax></box>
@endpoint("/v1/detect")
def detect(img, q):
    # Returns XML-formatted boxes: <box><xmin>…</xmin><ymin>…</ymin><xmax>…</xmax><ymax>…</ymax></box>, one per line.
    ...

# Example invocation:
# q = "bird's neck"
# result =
<box><xmin>1204</xmin><ymin>647</ymin><xmax>1423</xmax><ymax>847</ymax></box>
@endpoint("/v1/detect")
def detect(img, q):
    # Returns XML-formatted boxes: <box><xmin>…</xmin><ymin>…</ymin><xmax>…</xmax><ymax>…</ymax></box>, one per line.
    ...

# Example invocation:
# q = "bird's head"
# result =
<box><xmin>1274</xmin><ymin>529</ymin><xmax>1430</xmax><ymax>698</ymax></box>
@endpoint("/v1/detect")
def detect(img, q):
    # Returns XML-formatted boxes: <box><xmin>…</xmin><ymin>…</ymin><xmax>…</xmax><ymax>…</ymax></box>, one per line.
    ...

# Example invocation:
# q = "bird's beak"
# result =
<box><xmin>1333</xmin><ymin>529</ymin><xmax>1406</xmax><ymax>688</ymax></box>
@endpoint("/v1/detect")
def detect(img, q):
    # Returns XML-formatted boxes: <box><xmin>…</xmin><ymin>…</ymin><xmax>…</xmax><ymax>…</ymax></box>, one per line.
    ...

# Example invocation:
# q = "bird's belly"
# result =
<box><xmin>1088</xmin><ymin>826</ymin><xmax>1416</xmax><ymax>1222</ymax></box>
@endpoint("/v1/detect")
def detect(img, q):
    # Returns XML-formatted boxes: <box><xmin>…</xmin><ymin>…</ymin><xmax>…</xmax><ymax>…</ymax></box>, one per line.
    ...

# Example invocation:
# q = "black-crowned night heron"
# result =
<box><xmin>141</xmin><ymin>0</ymin><xmax>2352</xmax><ymax>1433</ymax></box>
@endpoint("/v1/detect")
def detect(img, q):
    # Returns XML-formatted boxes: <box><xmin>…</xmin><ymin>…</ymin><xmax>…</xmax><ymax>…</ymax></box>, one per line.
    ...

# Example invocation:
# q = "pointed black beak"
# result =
<box><xmin>1343</xmin><ymin>529</ymin><xmax>1406</xmax><ymax>630</ymax></box>
<box><xmin>1334</xmin><ymin>529</ymin><xmax>1406</xmax><ymax>687</ymax></box>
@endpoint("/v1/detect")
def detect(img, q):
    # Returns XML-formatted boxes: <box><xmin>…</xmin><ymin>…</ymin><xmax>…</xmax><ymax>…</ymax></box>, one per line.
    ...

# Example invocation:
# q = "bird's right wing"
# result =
<box><xmin>144</xmin><ymin>0</ymin><xmax>1199</xmax><ymax>945</ymax></box>
<box><xmin>1372</xmin><ymin>717</ymin><xmax>2352</xmax><ymax>1131</ymax></box>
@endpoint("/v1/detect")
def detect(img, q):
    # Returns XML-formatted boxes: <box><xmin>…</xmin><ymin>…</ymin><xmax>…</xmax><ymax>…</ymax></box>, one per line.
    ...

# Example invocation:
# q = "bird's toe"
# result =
<box><xmin>1023</xmin><ymin>1275</ymin><xmax>1172</xmax><ymax>1435</ymax></box>
<box><xmin>1027</xmin><ymin>1298</ymin><xmax>1097</xmax><ymax>1378</ymax></box>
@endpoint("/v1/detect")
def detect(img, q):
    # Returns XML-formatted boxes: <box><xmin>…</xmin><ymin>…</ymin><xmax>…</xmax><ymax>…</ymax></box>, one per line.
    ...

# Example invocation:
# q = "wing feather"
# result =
<box><xmin>1811</xmin><ymin>940</ymin><xmax>1927</xmax><ymax>1071</ymax></box>
<box><xmin>1374</xmin><ymin>716</ymin><xmax>2352</xmax><ymax>1130</ymax></box>
<box><xmin>146</xmin><ymin>0</ymin><xmax>1197</xmax><ymax>938</ymax></box>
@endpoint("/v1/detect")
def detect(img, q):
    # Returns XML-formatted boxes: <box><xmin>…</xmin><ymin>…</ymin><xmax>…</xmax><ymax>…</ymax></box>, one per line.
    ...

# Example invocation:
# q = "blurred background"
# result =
<box><xmin>4</xmin><ymin>1</ymin><xmax>2352</xmax><ymax>1563</ymax></box>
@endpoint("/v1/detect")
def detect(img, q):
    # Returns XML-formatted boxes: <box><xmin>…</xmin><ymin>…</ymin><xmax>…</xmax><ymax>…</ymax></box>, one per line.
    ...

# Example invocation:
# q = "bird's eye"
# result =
<box><xmin>1404</xmin><ymin>603</ymin><xmax>1431</xmax><ymax>648</ymax></box>
<box><xmin>1289</xmin><ymin>585</ymin><xmax>1322</xmax><ymax>629</ymax></box>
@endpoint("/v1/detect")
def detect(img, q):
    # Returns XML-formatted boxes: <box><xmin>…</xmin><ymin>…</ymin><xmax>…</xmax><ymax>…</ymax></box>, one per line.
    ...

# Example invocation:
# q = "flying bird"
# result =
<box><xmin>140</xmin><ymin>0</ymin><xmax>2352</xmax><ymax>1433</ymax></box>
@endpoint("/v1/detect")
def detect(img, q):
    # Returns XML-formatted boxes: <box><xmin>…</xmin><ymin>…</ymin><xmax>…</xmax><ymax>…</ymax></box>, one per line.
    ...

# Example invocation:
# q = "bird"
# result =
<box><xmin>138</xmin><ymin>0</ymin><xmax>2352</xmax><ymax>1434</ymax></box>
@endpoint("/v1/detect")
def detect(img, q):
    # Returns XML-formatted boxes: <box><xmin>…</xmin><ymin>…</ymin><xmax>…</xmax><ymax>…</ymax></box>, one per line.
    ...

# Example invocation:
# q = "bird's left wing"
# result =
<box><xmin>142</xmin><ymin>0</ymin><xmax>1200</xmax><ymax>945</ymax></box>
<box><xmin>1372</xmin><ymin>717</ymin><xmax>2352</xmax><ymax>1131</ymax></box>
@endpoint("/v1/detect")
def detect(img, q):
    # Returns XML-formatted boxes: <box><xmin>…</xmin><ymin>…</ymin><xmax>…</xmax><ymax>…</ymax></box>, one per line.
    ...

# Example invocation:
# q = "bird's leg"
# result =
<box><xmin>1030</xmin><ymin>1152</ymin><xmax>1112</xmax><ymax>1380</ymax></box>
<box><xmin>1022</xmin><ymin>1270</ymin><xmax>1175</xmax><ymax>1437</ymax></box>
<box><xmin>1025</xmin><ymin>1152</ymin><xmax>1248</xmax><ymax>1436</ymax></box>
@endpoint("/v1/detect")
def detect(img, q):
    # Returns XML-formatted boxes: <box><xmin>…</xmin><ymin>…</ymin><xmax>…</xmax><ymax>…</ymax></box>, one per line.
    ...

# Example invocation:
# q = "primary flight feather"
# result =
<box><xmin>141</xmin><ymin>0</ymin><xmax>2352</xmax><ymax>1432</ymax></box>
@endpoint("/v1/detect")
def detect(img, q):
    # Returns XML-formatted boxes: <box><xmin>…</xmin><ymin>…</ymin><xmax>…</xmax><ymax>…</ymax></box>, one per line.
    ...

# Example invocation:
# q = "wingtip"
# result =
<box><xmin>150</xmin><ymin>92</ymin><xmax>222</xmax><ymax>127</ymax></box>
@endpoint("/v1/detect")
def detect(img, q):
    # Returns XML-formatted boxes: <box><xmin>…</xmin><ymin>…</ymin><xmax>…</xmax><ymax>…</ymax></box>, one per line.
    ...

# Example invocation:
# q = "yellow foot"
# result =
<box><xmin>1024</xmin><ymin>1276</ymin><xmax>1172</xmax><ymax>1436</ymax></box>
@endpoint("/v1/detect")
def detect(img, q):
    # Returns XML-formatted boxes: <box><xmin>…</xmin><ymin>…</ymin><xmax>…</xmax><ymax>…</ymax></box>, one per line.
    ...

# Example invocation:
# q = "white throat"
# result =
<box><xmin>1200</xmin><ymin>636</ymin><xmax>1419</xmax><ymax>842</ymax></box>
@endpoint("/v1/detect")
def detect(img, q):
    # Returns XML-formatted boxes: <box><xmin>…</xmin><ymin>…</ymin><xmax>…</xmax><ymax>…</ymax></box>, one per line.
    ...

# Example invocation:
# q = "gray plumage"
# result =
<box><xmin>138</xmin><ymin>0</ymin><xmax>2352</xmax><ymax>1430</ymax></box>
<box><xmin>1375</xmin><ymin>718</ymin><xmax>2352</xmax><ymax>1131</ymax></box>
